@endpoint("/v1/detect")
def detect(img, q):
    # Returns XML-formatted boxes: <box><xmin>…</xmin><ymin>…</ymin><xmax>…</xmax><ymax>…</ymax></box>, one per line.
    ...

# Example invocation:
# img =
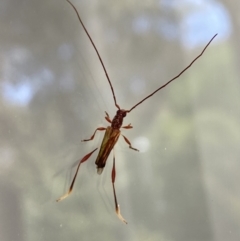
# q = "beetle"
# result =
<box><xmin>57</xmin><ymin>0</ymin><xmax>217</xmax><ymax>224</ymax></box>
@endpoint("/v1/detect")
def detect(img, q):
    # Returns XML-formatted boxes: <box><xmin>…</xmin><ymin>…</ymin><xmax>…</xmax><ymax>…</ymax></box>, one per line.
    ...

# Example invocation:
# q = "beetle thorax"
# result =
<box><xmin>111</xmin><ymin>109</ymin><xmax>127</xmax><ymax>129</ymax></box>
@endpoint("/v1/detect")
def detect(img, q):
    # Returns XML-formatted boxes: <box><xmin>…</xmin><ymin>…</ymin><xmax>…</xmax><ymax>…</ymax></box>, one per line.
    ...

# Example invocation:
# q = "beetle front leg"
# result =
<box><xmin>111</xmin><ymin>154</ymin><xmax>127</xmax><ymax>224</ymax></box>
<box><xmin>82</xmin><ymin>127</ymin><xmax>106</xmax><ymax>142</ymax></box>
<box><xmin>105</xmin><ymin>111</ymin><xmax>112</xmax><ymax>124</ymax></box>
<box><xmin>121</xmin><ymin>134</ymin><xmax>139</xmax><ymax>152</ymax></box>
<box><xmin>122</xmin><ymin>123</ymin><xmax>133</xmax><ymax>129</ymax></box>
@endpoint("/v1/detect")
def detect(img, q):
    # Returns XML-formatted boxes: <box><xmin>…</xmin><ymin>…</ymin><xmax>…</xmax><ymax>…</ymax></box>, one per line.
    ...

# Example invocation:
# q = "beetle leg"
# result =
<box><xmin>122</xmin><ymin>123</ymin><xmax>133</xmax><ymax>129</ymax></box>
<box><xmin>121</xmin><ymin>134</ymin><xmax>139</xmax><ymax>152</ymax></box>
<box><xmin>56</xmin><ymin>148</ymin><xmax>98</xmax><ymax>202</ymax></box>
<box><xmin>111</xmin><ymin>154</ymin><xmax>127</xmax><ymax>224</ymax></box>
<box><xmin>82</xmin><ymin>127</ymin><xmax>106</xmax><ymax>142</ymax></box>
<box><xmin>105</xmin><ymin>111</ymin><xmax>112</xmax><ymax>123</ymax></box>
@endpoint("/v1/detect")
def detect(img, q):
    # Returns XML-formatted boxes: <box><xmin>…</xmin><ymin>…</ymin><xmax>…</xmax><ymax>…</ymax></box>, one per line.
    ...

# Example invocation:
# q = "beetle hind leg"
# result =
<box><xmin>56</xmin><ymin>148</ymin><xmax>98</xmax><ymax>202</ymax></box>
<box><xmin>111</xmin><ymin>154</ymin><xmax>127</xmax><ymax>224</ymax></box>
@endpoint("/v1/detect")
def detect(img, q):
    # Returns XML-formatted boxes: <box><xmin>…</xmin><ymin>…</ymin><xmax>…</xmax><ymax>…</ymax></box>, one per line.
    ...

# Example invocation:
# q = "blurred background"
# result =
<box><xmin>0</xmin><ymin>0</ymin><xmax>239</xmax><ymax>240</ymax></box>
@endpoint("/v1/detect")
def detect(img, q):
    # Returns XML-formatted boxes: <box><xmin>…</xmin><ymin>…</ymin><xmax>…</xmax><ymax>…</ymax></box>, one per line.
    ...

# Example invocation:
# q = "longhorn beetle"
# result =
<box><xmin>57</xmin><ymin>0</ymin><xmax>217</xmax><ymax>224</ymax></box>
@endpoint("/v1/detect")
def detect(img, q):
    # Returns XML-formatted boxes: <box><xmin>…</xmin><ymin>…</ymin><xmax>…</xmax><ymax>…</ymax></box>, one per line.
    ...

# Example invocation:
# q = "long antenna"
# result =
<box><xmin>127</xmin><ymin>34</ymin><xmax>217</xmax><ymax>113</ymax></box>
<box><xmin>66</xmin><ymin>0</ymin><xmax>120</xmax><ymax>110</ymax></box>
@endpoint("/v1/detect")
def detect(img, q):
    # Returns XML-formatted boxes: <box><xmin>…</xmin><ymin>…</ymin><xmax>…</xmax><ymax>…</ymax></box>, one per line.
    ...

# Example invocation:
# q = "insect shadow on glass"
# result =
<box><xmin>57</xmin><ymin>0</ymin><xmax>217</xmax><ymax>224</ymax></box>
